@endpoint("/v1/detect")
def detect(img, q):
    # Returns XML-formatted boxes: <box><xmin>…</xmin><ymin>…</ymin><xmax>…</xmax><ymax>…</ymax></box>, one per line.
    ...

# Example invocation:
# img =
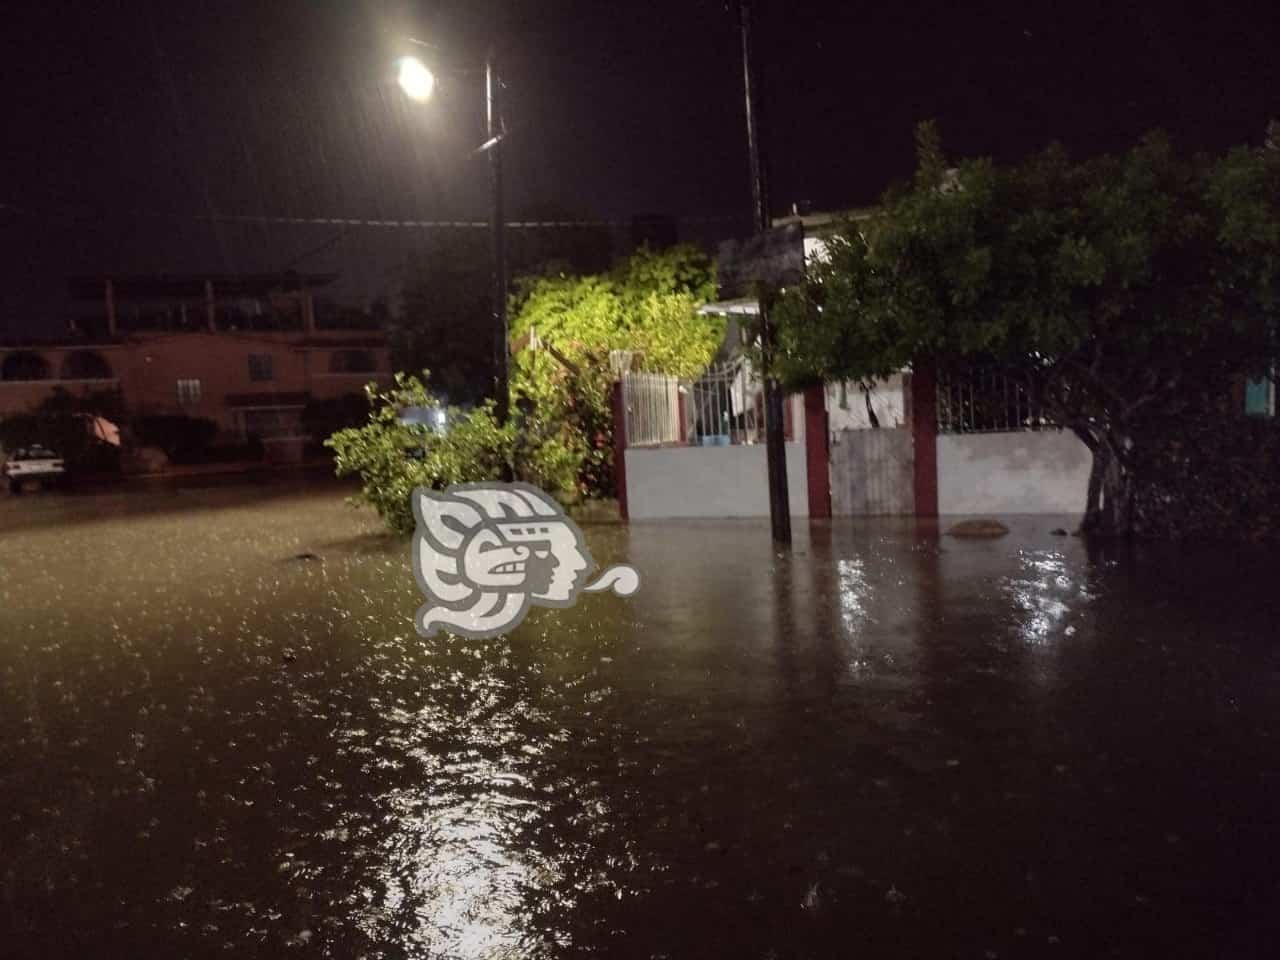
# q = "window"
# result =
<box><xmin>248</xmin><ymin>353</ymin><xmax>274</xmax><ymax>382</ymax></box>
<box><xmin>176</xmin><ymin>379</ymin><xmax>202</xmax><ymax>406</ymax></box>
<box><xmin>1245</xmin><ymin>375</ymin><xmax>1275</xmax><ymax>417</ymax></box>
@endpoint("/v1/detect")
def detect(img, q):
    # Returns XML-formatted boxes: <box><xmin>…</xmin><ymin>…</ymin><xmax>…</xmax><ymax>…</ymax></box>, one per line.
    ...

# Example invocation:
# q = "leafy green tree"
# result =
<box><xmin>510</xmin><ymin>245</ymin><xmax>723</xmax><ymax>498</ymax></box>
<box><xmin>774</xmin><ymin>123</ymin><xmax>1280</xmax><ymax>536</ymax></box>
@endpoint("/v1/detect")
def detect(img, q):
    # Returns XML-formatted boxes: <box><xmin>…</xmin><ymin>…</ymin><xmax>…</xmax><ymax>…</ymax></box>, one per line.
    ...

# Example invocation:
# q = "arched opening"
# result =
<box><xmin>330</xmin><ymin>349</ymin><xmax>376</xmax><ymax>374</ymax></box>
<box><xmin>61</xmin><ymin>350</ymin><xmax>113</xmax><ymax>380</ymax></box>
<box><xmin>1</xmin><ymin>351</ymin><xmax>52</xmax><ymax>381</ymax></box>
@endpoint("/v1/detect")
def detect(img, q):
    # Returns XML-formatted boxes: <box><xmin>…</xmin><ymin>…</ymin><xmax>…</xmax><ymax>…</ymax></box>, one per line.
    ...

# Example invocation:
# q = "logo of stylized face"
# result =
<box><xmin>411</xmin><ymin>482</ymin><xmax>639</xmax><ymax>638</ymax></box>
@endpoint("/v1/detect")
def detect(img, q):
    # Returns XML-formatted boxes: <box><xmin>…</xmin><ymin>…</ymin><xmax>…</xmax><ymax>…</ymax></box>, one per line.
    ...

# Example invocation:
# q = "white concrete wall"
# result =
<box><xmin>625</xmin><ymin>442</ymin><xmax>809</xmax><ymax>520</ymax></box>
<box><xmin>937</xmin><ymin>430</ymin><xmax>1092</xmax><ymax>515</ymax></box>
<box><xmin>788</xmin><ymin>392</ymin><xmax>805</xmax><ymax>445</ymax></box>
<box><xmin>826</xmin><ymin>376</ymin><xmax>907</xmax><ymax>431</ymax></box>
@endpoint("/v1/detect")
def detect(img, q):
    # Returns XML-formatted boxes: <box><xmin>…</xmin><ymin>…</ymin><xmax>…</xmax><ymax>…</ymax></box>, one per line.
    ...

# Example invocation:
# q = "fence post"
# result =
<box><xmin>803</xmin><ymin>385</ymin><xmax>831</xmax><ymax>519</ymax></box>
<box><xmin>612</xmin><ymin>379</ymin><xmax>628</xmax><ymax>521</ymax></box>
<box><xmin>910</xmin><ymin>367</ymin><xmax>939</xmax><ymax>517</ymax></box>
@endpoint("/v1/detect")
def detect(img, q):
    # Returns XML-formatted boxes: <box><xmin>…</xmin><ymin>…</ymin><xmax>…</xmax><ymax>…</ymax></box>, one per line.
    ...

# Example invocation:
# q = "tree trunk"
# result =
<box><xmin>862</xmin><ymin>385</ymin><xmax>880</xmax><ymax>429</ymax></box>
<box><xmin>1080</xmin><ymin>435</ymin><xmax>1135</xmax><ymax>537</ymax></box>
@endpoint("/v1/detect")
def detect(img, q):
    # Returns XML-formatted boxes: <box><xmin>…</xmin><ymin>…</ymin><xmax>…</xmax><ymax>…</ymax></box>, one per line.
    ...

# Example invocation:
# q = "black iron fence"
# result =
<box><xmin>935</xmin><ymin>369</ymin><xmax>1056</xmax><ymax>434</ymax></box>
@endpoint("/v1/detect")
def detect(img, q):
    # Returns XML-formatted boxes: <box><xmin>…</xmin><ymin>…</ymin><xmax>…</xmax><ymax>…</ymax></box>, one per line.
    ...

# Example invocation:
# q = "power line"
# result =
<box><xmin>0</xmin><ymin>204</ymin><xmax>747</xmax><ymax>231</ymax></box>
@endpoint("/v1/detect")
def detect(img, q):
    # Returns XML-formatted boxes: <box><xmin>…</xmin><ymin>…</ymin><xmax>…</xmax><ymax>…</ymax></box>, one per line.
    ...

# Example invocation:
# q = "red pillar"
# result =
<box><xmin>911</xmin><ymin>368</ymin><xmax>939</xmax><ymax>517</ymax></box>
<box><xmin>611</xmin><ymin>380</ymin><xmax>628</xmax><ymax>521</ymax></box>
<box><xmin>803</xmin><ymin>385</ymin><xmax>831</xmax><ymax>519</ymax></box>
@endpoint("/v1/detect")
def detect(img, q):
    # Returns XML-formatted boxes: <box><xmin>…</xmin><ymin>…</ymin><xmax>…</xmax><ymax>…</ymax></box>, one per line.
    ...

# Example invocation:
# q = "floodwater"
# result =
<box><xmin>2</xmin><ymin>481</ymin><xmax>1279</xmax><ymax>959</ymax></box>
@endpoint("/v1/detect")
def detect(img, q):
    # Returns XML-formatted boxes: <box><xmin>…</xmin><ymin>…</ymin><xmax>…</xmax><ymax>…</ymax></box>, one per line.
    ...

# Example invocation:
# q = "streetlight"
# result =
<box><xmin>396</xmin><ymin>57</ymin><xmax>436</xmax><ymax>103</ymax></box>
<box><xmin>396</xmin><ymin>45</ymin><xmax>509</xmax><ymax>428</ymax></box>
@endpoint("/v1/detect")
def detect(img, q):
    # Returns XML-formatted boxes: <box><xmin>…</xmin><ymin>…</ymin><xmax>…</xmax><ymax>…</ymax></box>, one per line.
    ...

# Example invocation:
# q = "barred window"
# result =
<box><xmin>176</xmin><ymin>379</ymin><xmax>202</xmax><ymax>406</ymax></box>
<box><xmin>936</xmin><ymin>369</ymin><xmax>1055</xmax><ymax>434</ymax></box>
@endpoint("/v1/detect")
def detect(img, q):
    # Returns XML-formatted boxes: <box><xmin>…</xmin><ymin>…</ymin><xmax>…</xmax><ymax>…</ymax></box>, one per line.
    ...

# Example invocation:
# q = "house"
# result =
<box><xmin>611</xmin><ymin>209</ymin><xmax>1092</xmax><ymax>520</ymax></box>
<box><xmin>0</xmin><ymin>272</ymin><xmax>391</xmax><ymax>461</ymax></box>
<box><xmin>617</xmin><ymin>202</ymin><xmax>1277</xmax><ymax>522</ymax></box>
<box><xmin>611</xmin><ymin>220</ymin><xmax>824</xmax><ymax>521</ymax></box>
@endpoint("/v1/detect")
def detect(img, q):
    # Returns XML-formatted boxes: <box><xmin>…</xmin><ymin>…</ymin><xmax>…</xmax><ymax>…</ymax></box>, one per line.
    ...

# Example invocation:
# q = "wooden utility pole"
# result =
<box><xmin>737</xmin><ymin>0</ymin><xmax>791</xmax><ymax>543</ymax></box>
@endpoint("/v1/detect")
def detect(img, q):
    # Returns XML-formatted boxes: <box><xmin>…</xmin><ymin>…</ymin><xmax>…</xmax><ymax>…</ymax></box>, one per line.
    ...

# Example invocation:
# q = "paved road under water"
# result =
<box><xmin>2</xmin><ymin>481</ymin><xmax>1279</xmax><ymax>958</ymax></box>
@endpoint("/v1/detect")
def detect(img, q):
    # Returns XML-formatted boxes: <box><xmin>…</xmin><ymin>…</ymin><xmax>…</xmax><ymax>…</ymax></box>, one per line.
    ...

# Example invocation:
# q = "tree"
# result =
<box><xmin>510</xmin><ymin>245</ymin><xmax>722</xmax><ymax>499</ymax></box>
<box><xmin>774</xmin><ymin>123</ymin><xmax>1280</xmax><ymax>536</ymax></box>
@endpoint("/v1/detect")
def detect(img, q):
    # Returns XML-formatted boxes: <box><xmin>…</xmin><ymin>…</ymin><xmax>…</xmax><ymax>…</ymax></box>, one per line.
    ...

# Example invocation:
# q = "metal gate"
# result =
<box><xmin>829</xmin><ymin>427</ymin><xmax>915</xmax><ymax>515</ymax></box>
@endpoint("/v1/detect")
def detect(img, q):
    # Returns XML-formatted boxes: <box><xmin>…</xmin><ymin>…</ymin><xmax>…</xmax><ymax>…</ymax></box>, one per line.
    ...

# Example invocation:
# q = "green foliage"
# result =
<box><xmin>509</xmin><ymin>245</ymin><xmax>723</xmax><ymax>498</ymax></box>
<box><xmin>325</xmin><ymin>372</ymin><xmax>516</xmax><ymax>535</ymax></box>
<box><xmin>612</xmin><ymin>244</ymin><xmax>718</xmax><ymax>310</ymax></box>
<box><xmin>774</xmin><ymin>123</ymin><xmax>1280</xmax><ymax>534</ymax></box>
<box><xmin>1133</xmin><ymin>412</ymin><xmax>1280</xmax><ymax>541</ymax></box>
<box><xmin>329</xmin><ymin>247</ymin><xmax>725</xmax><ymax>532</ymax></box>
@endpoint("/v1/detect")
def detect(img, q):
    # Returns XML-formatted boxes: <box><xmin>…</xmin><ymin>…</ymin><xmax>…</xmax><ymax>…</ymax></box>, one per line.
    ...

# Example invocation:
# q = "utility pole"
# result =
<box><xmin>737</xmin><ymin>0</ymin><xmax>791</xmax><ymax>544</ymax></box>
<box><xmin>486</xmin><ymin>47</ymin><xmax>509</xmax><ymax>426</ymax></box>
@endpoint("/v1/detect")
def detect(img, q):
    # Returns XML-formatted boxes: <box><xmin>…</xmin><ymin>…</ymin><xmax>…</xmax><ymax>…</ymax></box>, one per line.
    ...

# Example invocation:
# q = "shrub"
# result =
<box><xmin>326</xmin><ymin>373</ymin><xmax>515</xmax><ymax>534</ymax></box>
<box><xmin>1132</xmin><ymin>412</ymin><xmax>1280</xmax><ymax>541</ymax></box>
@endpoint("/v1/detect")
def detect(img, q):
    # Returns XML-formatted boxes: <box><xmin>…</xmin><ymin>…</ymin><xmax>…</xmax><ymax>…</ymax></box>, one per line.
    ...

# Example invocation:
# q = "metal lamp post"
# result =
<box><xmin>398</xmin><ymin>47</ymin><xmax>509</xmax><ymax>426</ymax></box>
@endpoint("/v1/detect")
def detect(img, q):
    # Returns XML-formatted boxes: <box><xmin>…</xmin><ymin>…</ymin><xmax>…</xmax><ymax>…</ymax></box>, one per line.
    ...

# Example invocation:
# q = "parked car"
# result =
<box><xmin>2</xmin><ymin>445</ymin><xmax>65</xmax><ymax>493</ymax></box>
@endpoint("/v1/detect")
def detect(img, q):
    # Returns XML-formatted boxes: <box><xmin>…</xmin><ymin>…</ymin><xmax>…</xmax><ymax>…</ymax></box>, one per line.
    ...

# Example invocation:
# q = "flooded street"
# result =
<box><xmin>2</xmin><ymin>481</ymin><xmax>1279</xmax><ymax>958</ymax></box>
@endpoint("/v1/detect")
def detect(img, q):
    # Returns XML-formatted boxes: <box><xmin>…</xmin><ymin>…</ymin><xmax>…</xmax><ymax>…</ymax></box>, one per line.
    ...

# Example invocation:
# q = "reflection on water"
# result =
<box><xmin>3</xmin><ymin>490</ymin><xmax>1280</xmax><ymax>957</ymax></box>
<box><xmin>1006</xmin><ymin>551</ymin><xmax>1076</xmax><ymax>645</ymax></box>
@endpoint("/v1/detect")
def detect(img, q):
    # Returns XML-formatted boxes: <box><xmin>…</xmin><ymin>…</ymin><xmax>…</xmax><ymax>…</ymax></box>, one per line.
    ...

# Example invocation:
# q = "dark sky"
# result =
<box><xmin>1</xmin><ymin>0</ymin><xmax>1277</xmax><ymax>333</ymax></box>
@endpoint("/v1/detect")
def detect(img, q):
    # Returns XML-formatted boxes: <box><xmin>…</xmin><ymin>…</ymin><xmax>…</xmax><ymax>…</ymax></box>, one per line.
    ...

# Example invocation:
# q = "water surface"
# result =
<box><xmin>2</xmin><ymin>483</ymin><xmax>1278</xmax><ymax>957</ymax></box>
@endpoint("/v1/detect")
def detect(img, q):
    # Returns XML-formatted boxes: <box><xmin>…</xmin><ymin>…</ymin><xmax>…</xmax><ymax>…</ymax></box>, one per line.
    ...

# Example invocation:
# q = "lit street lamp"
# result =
<box><xmin>396</xmin><ymin>56</ymin><xmax>436</xmax><ymax>103</ymax></box>
<box><xmin>396</xmin><ymin>46</ymin><xmax>509</xmax><ymax>427</ymax></box>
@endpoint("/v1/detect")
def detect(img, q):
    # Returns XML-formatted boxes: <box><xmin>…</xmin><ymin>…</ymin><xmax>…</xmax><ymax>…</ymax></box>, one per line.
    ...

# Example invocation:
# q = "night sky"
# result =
<box><xmin>1</xmin><ymin>0</ymin><xmax>1276</xmax><ymax>333</ymax></box>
